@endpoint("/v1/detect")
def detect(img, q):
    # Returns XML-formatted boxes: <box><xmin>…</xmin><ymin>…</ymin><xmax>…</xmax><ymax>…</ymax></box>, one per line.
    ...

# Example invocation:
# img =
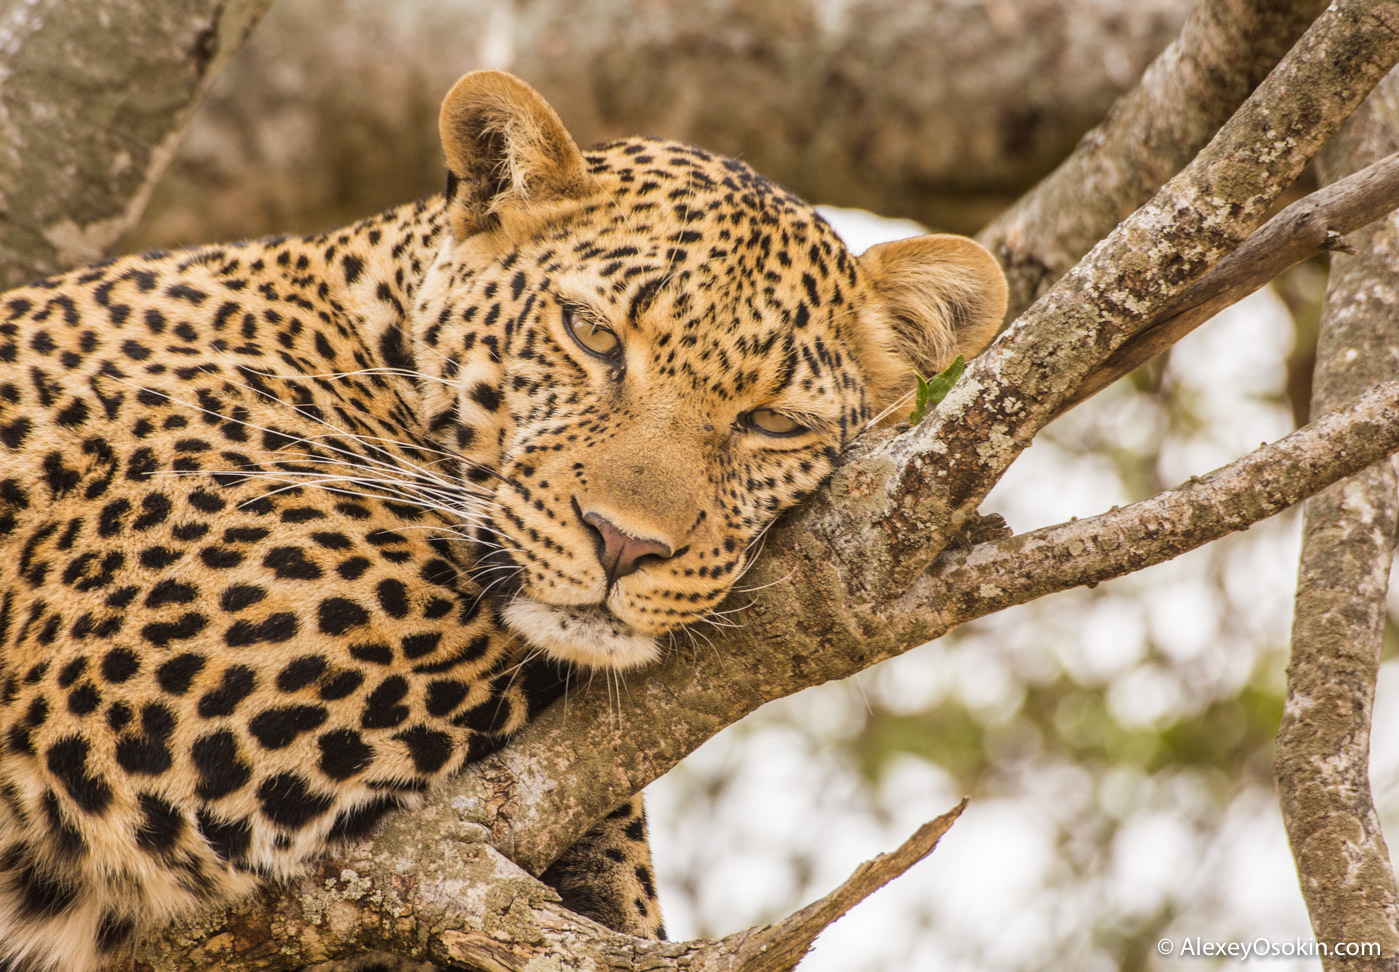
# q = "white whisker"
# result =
<box><xmin>864</xmin><ymin>386</ymin><xmax>918</xmax><ymax>431</ymax></box>
<box><xmin>243</xmin><ymin>366</ymin><xmax>457</xmax><ymax>389</ymax></box>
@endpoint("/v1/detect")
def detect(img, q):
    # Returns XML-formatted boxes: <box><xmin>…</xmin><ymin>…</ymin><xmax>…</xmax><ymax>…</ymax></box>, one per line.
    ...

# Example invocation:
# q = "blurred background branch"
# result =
<box><xmin>126</xmin><ymin>0</ymin><xmax>1193</xmax><ymax>252</ymax></box>
<box><xmin>0</xmin><ymin>0</ymin><xmax>272</xmax><ymax>289</ymax></box>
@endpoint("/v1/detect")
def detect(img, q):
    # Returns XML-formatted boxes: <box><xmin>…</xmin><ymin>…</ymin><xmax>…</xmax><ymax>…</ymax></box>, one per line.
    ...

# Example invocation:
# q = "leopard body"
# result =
<box><xmin>0</xmin><ymin>72</ymin><xmax>1006</xmax><ymax>969</ymax></box>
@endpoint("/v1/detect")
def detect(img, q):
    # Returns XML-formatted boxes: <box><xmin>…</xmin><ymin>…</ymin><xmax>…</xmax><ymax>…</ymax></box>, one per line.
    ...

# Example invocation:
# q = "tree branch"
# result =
<box><xmin>979</xmin><ymin>0</ymin><xmax>1330</xmax><ymax>318</ymax></box>
<box><xmin>912</xmin><ymin>379</ymin><xmax>1399</xmax><ymax>630</ymax></box>
<box><xmin>0</xmin><ymin>0</ymin><xmax>273</xmax><ymax>289</ymax></box>
<box><xmin>1275</xmin><ymin>75</ymin><xmax>1399</xmax><ymax>969</ymax></box>
<box><xmin>128</xmin><ymin>799</ymin><xmax>967</xmax><ymax>971</ymax></box>
<box><xmin>1067</xmin><ymin>148</ymin><xmax>1399</xmax><ymax>408</ymax></box>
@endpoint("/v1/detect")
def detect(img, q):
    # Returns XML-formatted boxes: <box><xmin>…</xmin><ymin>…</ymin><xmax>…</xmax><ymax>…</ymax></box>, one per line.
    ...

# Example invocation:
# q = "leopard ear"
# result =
<box><xmin>439</xmin><ymin>71</ymin><xmax>591</xmax><ymax>239</ymax></box>
<box><xmin>857</xmin><ymin>234</ymin><xmax>1008</xmax><ymax>409</ymax></box>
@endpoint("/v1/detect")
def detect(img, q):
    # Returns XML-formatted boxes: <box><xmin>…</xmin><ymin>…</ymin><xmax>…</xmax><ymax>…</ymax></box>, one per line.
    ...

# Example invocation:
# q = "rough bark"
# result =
<box><xmin>0</xmin><ymin>0</ymin><xmax>273</xmax><ymax>289</ymax></box>
<box><xmin>124</xmin><ymin>802</ymin><xmax>967</xmax><ymax>971</ymax></box>
<box><xmin>978</xmin><ymin>0</ymin><xmax>1330</xmax><ymax>318</ymax></box>
<box><xmin>127</xmin><ymin>0</ymin><xmax>1191</xmax><ymax>249</ymax></box>
<box><xmin>1275</xmin><ymin>74</ymin><xmax>1399</xmax><ymax>969</ymax></box>
<box><xmin>1068</xmin><ymin>148</ymin><xmax>1399</xmax><ymax>408</ymax></box>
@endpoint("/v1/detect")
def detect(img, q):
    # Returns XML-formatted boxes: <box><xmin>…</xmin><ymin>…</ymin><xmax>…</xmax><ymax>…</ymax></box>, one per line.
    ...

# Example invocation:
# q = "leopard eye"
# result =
<box><xmin>563</xmin><ymin>306</ymin><xmax>622</xmax><ymax>360</ymax></box>
<box><xmin>745</xmin><ymin>408</ymin><xmax>806</xmax><ymax>437</ymax></box>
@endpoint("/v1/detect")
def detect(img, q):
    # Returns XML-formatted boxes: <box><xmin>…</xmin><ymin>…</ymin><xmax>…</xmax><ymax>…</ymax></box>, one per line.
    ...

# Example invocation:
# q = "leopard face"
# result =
<box><xmin>410</xmin><ymin>73</ymin><xmax>1009</xmax><ymax>670</ymax></box>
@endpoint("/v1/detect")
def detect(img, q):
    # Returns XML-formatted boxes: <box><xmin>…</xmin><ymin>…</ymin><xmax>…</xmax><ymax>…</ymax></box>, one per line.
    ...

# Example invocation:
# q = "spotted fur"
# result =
<box><xmin>0</xmin><ymin>72</ymin><xmax>1006</xmax><ymax>969</ymax></box>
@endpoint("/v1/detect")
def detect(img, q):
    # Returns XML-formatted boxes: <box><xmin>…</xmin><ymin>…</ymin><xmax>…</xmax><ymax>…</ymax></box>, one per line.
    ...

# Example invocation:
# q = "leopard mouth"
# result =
<box><xmin>499</xmin><ymin>598</ymin><xmax>660</xmax><ymax>671</ymax></box>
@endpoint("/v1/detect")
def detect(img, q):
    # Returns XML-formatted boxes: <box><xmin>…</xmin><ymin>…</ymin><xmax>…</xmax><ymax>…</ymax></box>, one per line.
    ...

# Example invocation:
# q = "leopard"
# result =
<box><xmin>0</xmin><ymin>70</ymin><xmax>1007</xmax><ymax>970</ymax></box>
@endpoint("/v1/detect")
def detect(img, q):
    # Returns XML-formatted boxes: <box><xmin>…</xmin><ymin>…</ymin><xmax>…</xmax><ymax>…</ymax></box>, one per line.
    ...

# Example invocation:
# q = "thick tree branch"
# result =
<box><xmin>0</xmin><ymin>0</ymin><xmax>273</xmax><ymax>289</ymax></box>
<box><xmin>1068</xmin><ymin>148</ymin><xmax>1399</xmax><ymax>408</ymax></box>
<box><xmin>128</xmin><ymin>799</ymin><xmax>967</xmax><ymax>971</ymax></box>
<box><xmin>1275</xmin><ymin>76</ymin><xmax>1399</xmax><ymax>969</ymax></box>
<box><xmin>979</xmin><ymin>0</ymin><xmax>1329</xmax><ymax>318</ymax></box>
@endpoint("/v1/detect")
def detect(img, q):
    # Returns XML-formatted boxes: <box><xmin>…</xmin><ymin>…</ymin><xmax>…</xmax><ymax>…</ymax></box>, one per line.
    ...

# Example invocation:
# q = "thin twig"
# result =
<box><xmin>911</xmin><ymin>378</ymin><xmax>1399</xmax><ymax>630</ymax></box>
<box><xmin>689</xmin><ymin>800</ymin><xmax>968</xmax><ymax>972</ymax></box>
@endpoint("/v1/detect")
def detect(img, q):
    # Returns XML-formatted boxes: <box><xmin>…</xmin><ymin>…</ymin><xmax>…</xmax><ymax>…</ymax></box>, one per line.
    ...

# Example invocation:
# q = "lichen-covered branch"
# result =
<box><xmin>126</xmin><ymin>797</ymin><xmax>967</xmax><ymax>971</ymax></box>
<box><xmin>0</xmin><ymin>0</ymin><xmax>272</xmax><ymax>289</ymax></box>
<box><xmin>1068</xmin><ymin>148</ymin><xmax>1399</xmax><ymax>407</ymax></box>
<box><xmin>1274</xmin><ymin>76</ymin><xmax>1399</xmax><ymax>969</ymax></box>
<box><xmin>979</xmin><ymin>0</ymin><xmax>1329</xmax><ymax>318</ymax></box>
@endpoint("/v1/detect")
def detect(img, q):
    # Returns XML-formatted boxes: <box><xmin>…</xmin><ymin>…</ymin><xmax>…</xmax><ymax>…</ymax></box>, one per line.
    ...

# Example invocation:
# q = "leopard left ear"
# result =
<box><xmin>856</xmin><ymin>233</ymin><xmax>1008</xmax><ymax>410</ymax></box>
<box><xmin>438</xmin><ymin>71</ymin><xmax>592</xmax><ymax>240</ymax></box>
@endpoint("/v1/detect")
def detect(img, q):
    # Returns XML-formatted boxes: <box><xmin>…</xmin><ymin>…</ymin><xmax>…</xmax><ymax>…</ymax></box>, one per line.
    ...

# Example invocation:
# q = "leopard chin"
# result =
<box><xmin>501</xmin><ymin>599</ymin><xmax>661</xmax><ymax>671</ymax></box>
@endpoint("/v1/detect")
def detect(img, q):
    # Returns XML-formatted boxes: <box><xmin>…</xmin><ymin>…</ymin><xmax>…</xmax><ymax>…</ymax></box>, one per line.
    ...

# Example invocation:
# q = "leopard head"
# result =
<box><xmin>409</xmin><ymin>72</ymin><xmax>1007</xmax><ymax>670</ymax></box>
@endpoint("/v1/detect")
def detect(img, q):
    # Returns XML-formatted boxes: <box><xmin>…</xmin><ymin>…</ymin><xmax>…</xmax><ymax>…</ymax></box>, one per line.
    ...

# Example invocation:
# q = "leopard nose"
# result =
<box><xmin>581</xmin><ymin>511</ymin><xmax>673</xmax><ymax>583</ymax></box>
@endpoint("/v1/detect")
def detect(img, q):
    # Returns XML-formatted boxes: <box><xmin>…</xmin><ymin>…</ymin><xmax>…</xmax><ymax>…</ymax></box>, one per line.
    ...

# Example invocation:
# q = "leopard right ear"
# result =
<box><xmin>854</xmin><ymin>234</ymin><xmax>1008</xmax><ymax>412</ymax></box>
<box><xmin>439</xmin><ymin>71</ymin><xmax>591</xmax><ymax>240</ymax></box>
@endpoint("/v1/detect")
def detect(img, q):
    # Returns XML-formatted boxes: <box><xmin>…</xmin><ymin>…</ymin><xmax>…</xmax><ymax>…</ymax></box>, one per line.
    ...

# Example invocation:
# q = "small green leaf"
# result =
<box><xmin>908</xmin><ymin>355</ymin><xmax>965</xmax><ymax>425</ymax></box>
<box><xmin>908</xmin><ymin>372</ymin><xmax>933</xmax><ymax>425</ymax></box>
<box><xmin>926</xmin><ymin>355</ymin><xmax>966</xmax><ymax>405</ymax></box>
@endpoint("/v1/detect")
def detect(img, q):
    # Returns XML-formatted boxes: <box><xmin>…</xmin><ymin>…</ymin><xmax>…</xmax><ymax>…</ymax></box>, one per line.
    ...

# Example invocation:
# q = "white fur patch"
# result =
<box><xmin>501</xmin><ymin>600</ymin><xmax>659</xmax><ymax>671</ymax></box>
